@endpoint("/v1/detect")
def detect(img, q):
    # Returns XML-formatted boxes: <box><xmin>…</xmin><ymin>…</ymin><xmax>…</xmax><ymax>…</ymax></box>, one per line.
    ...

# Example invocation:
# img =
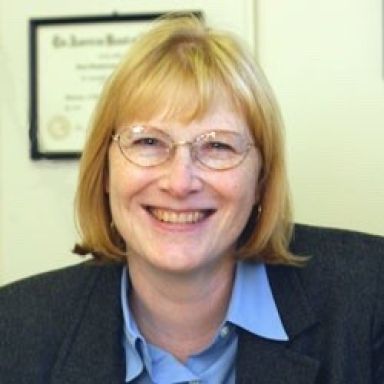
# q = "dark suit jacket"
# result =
<box><xmin>0</xmin><ymin>224</ymin><xmax>383</xmax><ymax>384</ymax></box>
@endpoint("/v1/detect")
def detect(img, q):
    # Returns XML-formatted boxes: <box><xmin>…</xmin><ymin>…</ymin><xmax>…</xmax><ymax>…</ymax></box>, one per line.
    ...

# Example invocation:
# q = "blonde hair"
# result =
<box><xmin>74</xmin><ymin>14</ymin><xmax>303</xmax><ymax>265</ymax></box>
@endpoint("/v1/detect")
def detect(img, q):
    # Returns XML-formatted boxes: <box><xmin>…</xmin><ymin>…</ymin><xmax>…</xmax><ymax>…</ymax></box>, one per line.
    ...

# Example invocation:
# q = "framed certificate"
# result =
<box><xmin>29</xmin><ymin>13</ymin><xmax>169</xmax><ymax>159</ymax></box>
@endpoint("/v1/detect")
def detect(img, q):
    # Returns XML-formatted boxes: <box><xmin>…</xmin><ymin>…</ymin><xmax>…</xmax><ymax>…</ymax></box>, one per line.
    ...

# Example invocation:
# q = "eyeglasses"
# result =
<box><xmin>112</xmin><ymin>125</ymin><xmax>255</xmax><ymax>170</ymax></box>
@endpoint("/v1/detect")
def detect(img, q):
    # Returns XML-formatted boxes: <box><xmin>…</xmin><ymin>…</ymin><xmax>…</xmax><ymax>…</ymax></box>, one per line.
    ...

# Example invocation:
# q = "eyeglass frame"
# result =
<box><xmin>111</xmin><ymin>125</ymin><xmax>256</xmax><ymax>171</ymax></box>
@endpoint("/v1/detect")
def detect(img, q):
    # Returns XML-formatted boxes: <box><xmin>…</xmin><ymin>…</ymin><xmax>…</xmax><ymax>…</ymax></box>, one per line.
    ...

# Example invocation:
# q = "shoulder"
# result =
<box><xmin>282</xmin><ymin>224</ymin><xmax>384</xmax><ymax>329</ymax></box>
<box><xmin>291</xmin><ymin>223</ymin><xmax>384</xmax><ymax>260</ymax></box>
<box><xmin>290</xmin><ymin>223</ymin><xmax>384</xmax><ymax>286</ymax></box>
<box><xmin>262</xmin><ymin>225</ymin><xmax>384</xmax><ymax>382</ymax></box>
<box><xmin>0</xmin><ymin>261</ymin><xmax>122</xmax><ymax>313</ymax></box>
<box><xmin>268</xmin><ymin>224</ymin><xmax>384</xmax><ymax>334</ymax></box>
<box><xmin>0</xmin><ymin>261</ymin><xmax>123</xmax><ymax>375</ymax></box>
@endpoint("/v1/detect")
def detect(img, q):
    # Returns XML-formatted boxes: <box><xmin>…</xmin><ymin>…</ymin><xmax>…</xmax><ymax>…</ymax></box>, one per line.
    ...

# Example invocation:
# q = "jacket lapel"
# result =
<box><xmin>236</xmin><ymin>264</ymin><xmax>320</xmax><ymax>383</ymax></box>
<box><xmin>50</xmin><ymin>264</ymin><xmax>125</xmax><ymax>384</ymax></box>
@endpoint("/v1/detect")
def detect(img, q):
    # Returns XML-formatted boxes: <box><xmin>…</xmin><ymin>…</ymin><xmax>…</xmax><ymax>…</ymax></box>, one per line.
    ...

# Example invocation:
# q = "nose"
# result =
<box><xmin>157</xmin><ymin>145</ymin><xmax>203</xmax><ymax>197</ymax></box>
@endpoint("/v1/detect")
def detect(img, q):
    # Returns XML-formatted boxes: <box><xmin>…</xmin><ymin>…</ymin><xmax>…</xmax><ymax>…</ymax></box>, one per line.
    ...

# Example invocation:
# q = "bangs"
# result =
<box><xmin>115</xmin><ymin>44</ymin><xmax>239</xmax><ymax>127</ymax></box>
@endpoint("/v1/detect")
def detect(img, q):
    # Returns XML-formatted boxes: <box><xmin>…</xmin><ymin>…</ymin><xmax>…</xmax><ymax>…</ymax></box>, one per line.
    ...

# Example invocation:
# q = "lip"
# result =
<box><xmin>143</xmin><ymin>205</ymin><xmax>216</xmax><ymax>227</ymax></box>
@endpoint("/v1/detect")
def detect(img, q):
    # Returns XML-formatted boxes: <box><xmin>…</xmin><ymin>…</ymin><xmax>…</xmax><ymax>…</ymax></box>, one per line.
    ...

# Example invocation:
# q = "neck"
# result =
<box><xmin>127</xmin><ymin>258</ymin><xmax>236</xmax><ymax>362</ymax></box>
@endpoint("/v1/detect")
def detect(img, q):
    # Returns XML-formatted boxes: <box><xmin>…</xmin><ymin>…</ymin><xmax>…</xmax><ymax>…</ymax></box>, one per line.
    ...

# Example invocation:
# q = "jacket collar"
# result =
<box><xmin>235</xmin><ymin>264</ymin><xmax>320</xmax><ymax>383</ymax></box>
<box><xmin>50</xmin><ymin>263</ymin><xmax>125</xmax><ymax>384</ymax></box>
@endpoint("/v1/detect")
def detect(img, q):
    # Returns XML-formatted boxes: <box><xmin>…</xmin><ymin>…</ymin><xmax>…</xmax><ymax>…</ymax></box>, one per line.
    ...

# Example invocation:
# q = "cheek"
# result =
<box><xmin>108</xmin><ymin>159</ymin><xmax>156</xmax><ymax>211</ymax></box>
<box><xmin>108</xmin><ymin>174</ymin><xmax>137</xmax><ymax>240</ymax></box>
<box><xmin>109</xmin><ymin>149</ymin><xmax>136</xmax><ymax>196</ymax></box>
<box><xmin>245</xmin><ymin>154</ymin><xmax>263</xmax><ymax>205</ymax></box>
<box><xmin>236</xmin><ymin>179</ymin><xmax>258</xmax><ymax>209</ymax></box>
<box><xmin>235</xmin><ymin>164</ymin><xmax>260</xmax><ymax>205</ymax></box>
<box><xmin>213</xmin><ymin>171</ymin><xmax>258</xmax><ymax>214</ymax></box>
<box><xmin>108</xmin><ymin>158</ymin><xmax>134</xmax><ymax>214</ymax></box>
<box><xmin>108</xmin><ymin>172</ymin><xmax>135</xmax><ymax>209</ymax></box>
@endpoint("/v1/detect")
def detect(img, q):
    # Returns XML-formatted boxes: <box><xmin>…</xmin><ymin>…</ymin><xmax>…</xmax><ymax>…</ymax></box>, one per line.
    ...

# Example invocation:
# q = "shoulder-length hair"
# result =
<box><xmin>74</xmin><ymin>14</ymin><xmax>303</xmax><ymax>265</ymax></box>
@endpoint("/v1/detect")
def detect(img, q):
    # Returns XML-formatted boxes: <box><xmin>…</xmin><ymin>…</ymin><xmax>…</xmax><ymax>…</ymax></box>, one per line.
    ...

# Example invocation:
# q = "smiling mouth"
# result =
<box><xmin>146</xmin><ymin>207</ymin><xmax>215</xmax><ymax>224</ymax></box>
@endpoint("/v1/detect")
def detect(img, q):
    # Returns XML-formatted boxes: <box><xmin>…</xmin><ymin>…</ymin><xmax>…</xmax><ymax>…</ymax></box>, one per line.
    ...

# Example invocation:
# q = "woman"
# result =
<box><xmin>0</xmin><ymin>15</ymin><xmax>383</xmax><ymax>384</ymax></box>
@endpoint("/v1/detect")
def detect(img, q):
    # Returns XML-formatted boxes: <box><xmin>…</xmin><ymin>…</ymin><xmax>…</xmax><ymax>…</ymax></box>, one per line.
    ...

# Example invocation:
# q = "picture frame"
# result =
<box><xmin>29</xmin><ymin>13</ymin><xmax>204</xmax><ymax>160</ymax></box>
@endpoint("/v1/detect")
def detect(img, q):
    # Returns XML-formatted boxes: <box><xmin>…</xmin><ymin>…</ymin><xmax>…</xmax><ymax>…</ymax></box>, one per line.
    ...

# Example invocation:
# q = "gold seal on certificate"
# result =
<box><xmin>47</xmin><ymin>115</ymin><xmax>71</xmax><ymax>140</ymax></box>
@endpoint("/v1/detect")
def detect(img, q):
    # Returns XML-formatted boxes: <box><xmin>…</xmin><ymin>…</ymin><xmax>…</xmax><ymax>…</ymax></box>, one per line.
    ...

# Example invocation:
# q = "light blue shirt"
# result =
<box><xmin>121</xmin><ymin>262</ymin><xmax>288</xmax><ymax>384</ymax></box>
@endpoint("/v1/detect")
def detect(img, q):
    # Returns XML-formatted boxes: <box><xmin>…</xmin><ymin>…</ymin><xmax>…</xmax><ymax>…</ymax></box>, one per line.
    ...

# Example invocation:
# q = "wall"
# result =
<box><xmin>258</xmin><ymin>0</ymin><xmax>384</xmax><ymax>234</ymax></box>
<box><xmin>1</xmin><ymin>0</ymin><xmax>383</xmax><ymax>285</ymax></box>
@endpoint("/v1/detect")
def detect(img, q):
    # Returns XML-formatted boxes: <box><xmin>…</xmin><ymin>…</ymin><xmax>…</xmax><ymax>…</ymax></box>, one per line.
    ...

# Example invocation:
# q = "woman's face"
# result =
<box><xmin>107</xmin><ymin>100</ymin><xmax>262</xmax><ymax>276</ymax></box>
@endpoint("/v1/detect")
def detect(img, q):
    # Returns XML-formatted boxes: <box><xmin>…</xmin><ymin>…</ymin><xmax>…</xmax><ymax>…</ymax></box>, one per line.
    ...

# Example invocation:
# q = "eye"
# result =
<box><xmin>207</xmin><ymin>141</ymin><xmax>235</xmax><ymax>151</ymax></box>
<box><xmin>126</xmin><ymin>133</ymin><xmax>169</xmax><ymax>158</ymax></box>
<box><xmin>202</xmin><ymin>140</ymin><xmax>237</xmax><ymax>154</ymax></box>
<box><xmin>196</xmin><ymin>131</ymin><xmax>241</xmax><ymax>156</ymax></box>
<box><xmin>132</xmin><ymin>137</ymin><xmax>162</xmax><ymax>147</ymax></box>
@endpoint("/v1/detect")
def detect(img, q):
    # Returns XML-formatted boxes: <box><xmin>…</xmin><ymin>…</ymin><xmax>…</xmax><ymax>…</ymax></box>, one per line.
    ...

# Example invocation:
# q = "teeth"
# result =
<box><xmin>150</xmin><ymin>208</ymin><xmax>206</xmax><ymax>224</ymax></box>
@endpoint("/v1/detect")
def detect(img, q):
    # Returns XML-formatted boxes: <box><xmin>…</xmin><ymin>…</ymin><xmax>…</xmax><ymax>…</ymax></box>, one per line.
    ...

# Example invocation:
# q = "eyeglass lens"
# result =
<box><xmin>116</xmin><ymin>125</ymin><xmax>252</xmax><ymax>170</ymax></box>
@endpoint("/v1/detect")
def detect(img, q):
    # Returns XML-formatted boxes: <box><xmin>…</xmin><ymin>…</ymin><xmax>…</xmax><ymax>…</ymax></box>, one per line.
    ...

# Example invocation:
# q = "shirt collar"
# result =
<box><xmin>120</xmin><ymin>269</ymin><xmax>151</xmax><ymax>381</ymax></box>
<box><xmin>121</xmin><ymin>261</ymin><xmax>288</xmax><ymax>343</ymax></box>
<box><xmin>120</xmin><ymin>261</ymin><xmax>288</xmax><ymax>381</ymax></box>
<box><xmin>226</xmin><ymin>261</ymin><xmax>288</xmax><ymax>341</ymax></box>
